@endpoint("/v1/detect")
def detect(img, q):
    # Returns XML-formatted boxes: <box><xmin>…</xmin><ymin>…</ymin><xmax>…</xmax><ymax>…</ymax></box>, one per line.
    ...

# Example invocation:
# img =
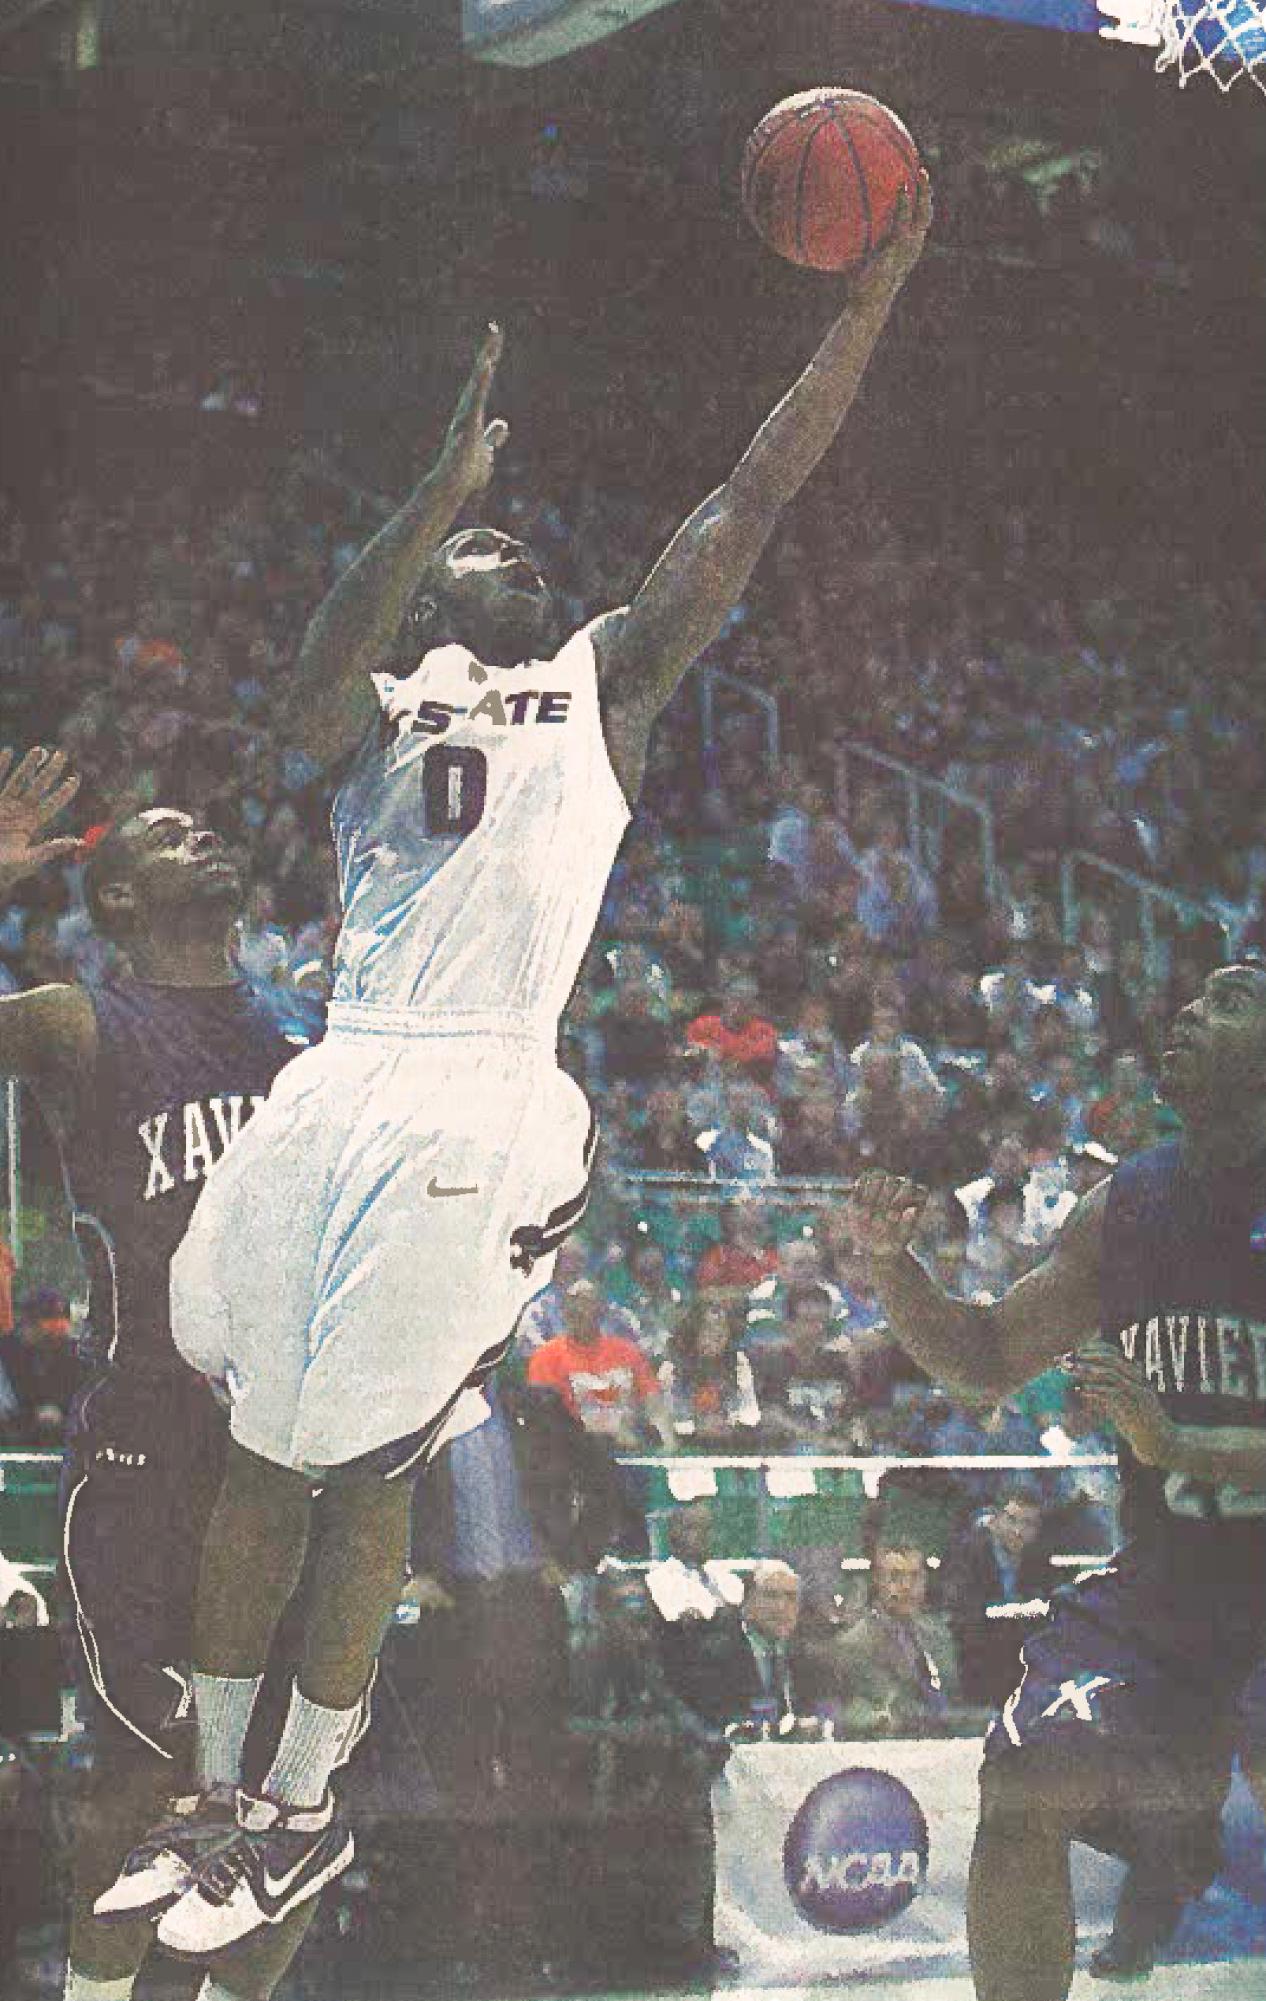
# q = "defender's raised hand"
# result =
<box><xmin>440</xmin><ymin>323</ymin><xmax>509</xmax><ymax>499</ymax></box>
<box><xmin>848</xmin><ymin>1171</ymin><xmax>930</xmax><ymax>1267</ymax></box>
<box><xmin>0</xmin><ymin>747</ymin><xmax>82</xmax><ymax>891</ymax></box>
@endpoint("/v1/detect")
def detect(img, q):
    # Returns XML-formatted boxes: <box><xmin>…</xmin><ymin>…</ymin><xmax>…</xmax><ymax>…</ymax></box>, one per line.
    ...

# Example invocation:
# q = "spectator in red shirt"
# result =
<box><xmin>695</xmin><ymin>1200</ymin><xmax>779</xmax><ymax>1293</ymax></box>
<box><xmin>527</xmin><ymin>1279</ymin><xmax>672</xmax><ymax>1450</ymax></box>
<box><xmin>686</xmin><ymin>976</ymin><xmax>778</xmax><ymax>1083</ymax></box>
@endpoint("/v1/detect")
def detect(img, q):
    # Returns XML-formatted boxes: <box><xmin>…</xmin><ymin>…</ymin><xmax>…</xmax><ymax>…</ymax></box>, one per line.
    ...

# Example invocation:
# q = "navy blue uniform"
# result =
<box><xmin>985</xmin><ymin>1141</ymin><xmax>1266</xmax><ymax>1883</ymax></box>
<box><xmin>60</xmin><ymin>977</ymin><xmax>304</xmax><ymax>1766</ymax></box>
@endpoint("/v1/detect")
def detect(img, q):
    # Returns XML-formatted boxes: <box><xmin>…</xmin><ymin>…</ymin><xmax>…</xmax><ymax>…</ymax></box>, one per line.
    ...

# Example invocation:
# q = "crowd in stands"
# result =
<box><xmin>1</xmin><ymin>380</ymin><xmax>1258</xmax><ymax>1485</ymax></box>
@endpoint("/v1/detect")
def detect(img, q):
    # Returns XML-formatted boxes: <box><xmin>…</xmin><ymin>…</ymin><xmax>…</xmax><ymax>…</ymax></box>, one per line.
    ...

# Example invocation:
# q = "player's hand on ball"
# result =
<box><xmin>848</xmin><ymin>1172</ymin><xmax>929</xmax><ymax>1267</ymax></box>
<box><xmin>0</xmin><ymin>746</ymin><xmax>82</xmax><ymax>891</ymax></box>
<box><xmin>441</xmin><ymin>323</ymin><xmax>509</xmax><ymax>499</ymax></box>
<box><xmin>855</xmin><ymin>171</ymin><xmax>933</xmax><ymax>297</ymax></box>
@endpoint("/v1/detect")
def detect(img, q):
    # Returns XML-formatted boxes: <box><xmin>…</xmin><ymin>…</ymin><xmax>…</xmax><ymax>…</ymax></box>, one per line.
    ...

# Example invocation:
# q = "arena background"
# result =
<box><xmin>1</xmin><ymin>0</ymin><xmax>1265</xmax><ymax>1995</ymax></box>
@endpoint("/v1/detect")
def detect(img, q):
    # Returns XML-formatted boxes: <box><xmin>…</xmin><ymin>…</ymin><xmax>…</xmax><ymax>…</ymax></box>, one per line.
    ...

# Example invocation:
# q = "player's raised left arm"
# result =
<box><xmin>282</xmin><ymin>327</ymin><xmax>509</xmax><ymax>770</ymax></box>
<box><xmin>1072</xmin><ymin>1343</ymin><xmax>1266</xmax><ymax>1491</ymax></box>
<box><xmin>596</xmin><ymin>176</ymin><xmax>931</xmax><ymax>745</ymax></box>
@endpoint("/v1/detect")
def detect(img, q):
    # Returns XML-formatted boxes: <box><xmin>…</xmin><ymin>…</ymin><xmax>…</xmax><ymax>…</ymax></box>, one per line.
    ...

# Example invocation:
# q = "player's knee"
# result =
<box><xmin>979</xmin><ymin>1745</ymin><xmax>1099</xmax><ymax>1839</ymax></box>
<box><xmin>317</xmin><ymin>1464</ymin><xmax>412</xmax><ymax>1530</ymax></box>
<box><xmin>224</xmin><ymin>1439</ymin><xmax>317</xmax><ymax>1522</ymax></box>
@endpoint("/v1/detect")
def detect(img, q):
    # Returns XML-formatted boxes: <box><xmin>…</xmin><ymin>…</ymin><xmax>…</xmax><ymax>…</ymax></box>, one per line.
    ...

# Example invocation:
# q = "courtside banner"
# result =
<box><xmin>712</xmin><ymin>1738</ymin><xmax>1263</xmax><ymax>1984</ymax></box>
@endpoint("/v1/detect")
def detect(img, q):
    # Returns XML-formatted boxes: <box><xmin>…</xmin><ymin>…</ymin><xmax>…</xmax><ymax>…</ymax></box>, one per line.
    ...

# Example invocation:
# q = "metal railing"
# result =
<box><xmin>834</xmin><ymin>741</ymin><xmax>1000</xmax><ymax>905</ymax></box>
<box><xmin>1059</xmin><ymin>851</ymin><xmax>1233</xmax><ymax>982</ymax></box>
<box><xmin>4</xmin><ymin>1078</ymin><xmax>19</xmax><ymax>1267</ymax></box>
<box><xmin>617</xmin><ymin>1450</ymin><xmax>1117</xmax><ymax>1504</ymax></box>
<box><xmin>1</xmin><ymin>1448</ymin><xmax>1119</xmax><ymax>1585</ymax></box>
<box><xmin>699</xmin><ymin>667</ymin><xmax>780</xmax><ymax>771</ymax></box>
<box><xmin>619</xmin><ymin>1170</ymin><xmax>854</xmax><ymax>1204</ymax></box>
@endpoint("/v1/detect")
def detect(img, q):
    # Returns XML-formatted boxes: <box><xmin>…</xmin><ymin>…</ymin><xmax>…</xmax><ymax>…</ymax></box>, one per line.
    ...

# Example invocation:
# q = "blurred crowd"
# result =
<box><xmin>1</xmin><ymin>370</ymin><xmax>1257</xmax><ymax>1480</ymax></box>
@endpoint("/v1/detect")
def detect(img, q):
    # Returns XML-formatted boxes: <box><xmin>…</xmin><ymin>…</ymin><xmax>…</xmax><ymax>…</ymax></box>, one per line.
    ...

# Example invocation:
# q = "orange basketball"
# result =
<box><xmin>741</xmin><ymin>88</ymin><xmax>922</xmax><ymax>273</ymax></box>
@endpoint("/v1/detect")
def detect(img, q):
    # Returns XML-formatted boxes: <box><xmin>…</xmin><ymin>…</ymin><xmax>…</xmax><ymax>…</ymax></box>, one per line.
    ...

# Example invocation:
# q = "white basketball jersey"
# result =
<box><xmin>330</xmin><ymin>618</ymin><xmax>632</xmax><ymax>1020</ymax></box>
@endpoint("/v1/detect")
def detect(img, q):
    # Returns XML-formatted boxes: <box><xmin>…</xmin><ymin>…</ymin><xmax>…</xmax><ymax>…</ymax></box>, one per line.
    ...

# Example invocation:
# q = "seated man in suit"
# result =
<box><xmin>809</xmin><ymin>1537</ymin><xmax>990</xmax><ymax>1738</ymax></box>
<box><xmin>654</xmin><ymin>1550</ymin><xmax>829</xmax><ymax>1737</ymax></box>
<box><xmin>723</xmin><ymin>1560</ymin><xmax>834</xmax><ymax>1737</ymax></box>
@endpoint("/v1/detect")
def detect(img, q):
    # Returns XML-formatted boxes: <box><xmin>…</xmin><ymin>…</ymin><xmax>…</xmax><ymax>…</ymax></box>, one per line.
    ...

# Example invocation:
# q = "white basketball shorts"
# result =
<box><xmin>169</xmin><ymin>1005</ymin><xmax>596</xmax><ymax>1477</ymax></box>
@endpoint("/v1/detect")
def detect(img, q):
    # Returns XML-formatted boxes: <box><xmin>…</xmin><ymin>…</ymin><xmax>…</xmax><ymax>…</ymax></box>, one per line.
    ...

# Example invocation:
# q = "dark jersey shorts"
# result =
<box><xmin>61</xmin><ymin>1364</ymin><xmax>227</xmax><ymax>1770</ymax></box>
<box><xmin>985</xmin><ymin>1557</ymin><xmax>1259</xmax><ymax>1764</ymax></box>
<box><xmin>982</xmin><ymin>1552</ymin><xmax>1262</xmax><ymax>1889</ymax></box>
<box><xmin>61</xmin><ymin>1362</ymin><xmax>375</xmax><ymax>1779</ymax></box>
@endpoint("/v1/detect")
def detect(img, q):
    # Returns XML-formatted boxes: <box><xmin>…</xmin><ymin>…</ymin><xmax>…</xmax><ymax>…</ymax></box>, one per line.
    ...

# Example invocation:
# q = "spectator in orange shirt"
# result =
<box><xmin>527</xmin><ymin>1279</ymin><xmax>673</xmax><ymax>1451</ymax></box>
<box><xmin>686</xmin><ymin>976</ymin><xmax>778</xmax><ymax>1083</ymax></box>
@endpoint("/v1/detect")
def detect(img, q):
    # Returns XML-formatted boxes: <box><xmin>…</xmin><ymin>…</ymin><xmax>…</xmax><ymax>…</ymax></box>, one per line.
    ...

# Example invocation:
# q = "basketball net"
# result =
<box><xmin>1148</xmin><ymin>0</ymin><xmax>1266</xmax><ymax>90</ymax></box>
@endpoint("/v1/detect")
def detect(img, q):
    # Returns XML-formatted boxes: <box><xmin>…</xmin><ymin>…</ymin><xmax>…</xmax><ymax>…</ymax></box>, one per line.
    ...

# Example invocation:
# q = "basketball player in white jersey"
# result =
<box><xmin>100</xmin><ymin>178</ymin><xmax>932</xmax><ymax>1955</ymax></box>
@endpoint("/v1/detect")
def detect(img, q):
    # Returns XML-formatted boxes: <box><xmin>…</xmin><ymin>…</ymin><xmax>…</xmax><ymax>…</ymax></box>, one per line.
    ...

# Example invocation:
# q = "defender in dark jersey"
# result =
<box><xmin>850</xmin><ymin>961</ymin><xmax>1266</xmax><ymax>2001</ymax></box>
<box><xmin>0</xmin><ymin>746</ymin><xmax>316</xmax><ymax>2001</ymax></box>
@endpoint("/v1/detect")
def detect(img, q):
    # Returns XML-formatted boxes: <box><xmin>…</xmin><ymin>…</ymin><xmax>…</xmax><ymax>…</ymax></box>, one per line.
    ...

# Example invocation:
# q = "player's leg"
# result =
<box><xmin>1087</xmin><ymin>1858</ymin><xmax>1187</xmax><ymax>1981</ymax></box>
<box><xmin>67</xmin><ymin>1750</ymin><xmax>176</xmax><ymax>1991</ymax></box>
<box><xmin>170</xmin><ymin>1104</ymin><xmax>330</xmax><ymax>1795</ymax></box>
<box><xmin>964</xmin><ymin>1563</ymin><xmax>1221</xmax><ymax>2001</ymax></box>
<box><xmin>184</xmin><ymin>1441</ymin><xmax>318</xmax><ymax>1822</ymax></box>
<box><xmin>63</xmin><ymin>1372</ymin><xmax>234</xmax><ymax>1988</ymax></box>
<box><xmin>295</xmin><ymin>1471</ymin><xmax>414</xmax><ymax>1713</ymax></box>
<box><xmin>158</xmin><ymin>1042</ymin><xmax>592</xmax><ymax>1951</ymax></box>
<box><xmin>90</xmin><ymin>1444</ymin><xmax>317</xmax><ymax>1935</ymax></box>
<box><xmin>152</xmin><ymin>1464</ymin><xmax>413</xmax><ymax>1957</ymax></box>
<box><xmin>1086</xmin><ymin>1730</ymin><xmax>1233</xmax><ymax>1982</ymax></box>
<box><xmin>968</xmin><ymin>1751</ymin><xmax>1083</xmax><ymax>2001</ymax></box>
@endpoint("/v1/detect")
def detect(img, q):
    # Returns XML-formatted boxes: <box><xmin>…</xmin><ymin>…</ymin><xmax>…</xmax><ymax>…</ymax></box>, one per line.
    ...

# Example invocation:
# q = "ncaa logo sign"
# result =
<box><xmin>782</xmin><ymin>1768</ymin><xmax>929</xmax><ymax>1934</ymax></box>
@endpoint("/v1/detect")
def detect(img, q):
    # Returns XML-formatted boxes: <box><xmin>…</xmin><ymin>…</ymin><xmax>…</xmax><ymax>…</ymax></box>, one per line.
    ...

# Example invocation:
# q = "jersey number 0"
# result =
<box><xmin>422</xmin><ymin>745</ymin><xmax>487</xmax><ymax>839</ymax></box>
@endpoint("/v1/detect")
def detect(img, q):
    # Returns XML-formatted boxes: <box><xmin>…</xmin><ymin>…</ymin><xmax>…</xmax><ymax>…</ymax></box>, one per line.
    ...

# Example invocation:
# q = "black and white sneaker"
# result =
<box><xmin>93</xmin><ymin>1785</ymin><xmax>239</xmax><ymax>1923</ymax></box>
<box><xmin>155</xmin><ymin>1789</ymin><xmax>353</xmax><ymax>1955</ymax></box>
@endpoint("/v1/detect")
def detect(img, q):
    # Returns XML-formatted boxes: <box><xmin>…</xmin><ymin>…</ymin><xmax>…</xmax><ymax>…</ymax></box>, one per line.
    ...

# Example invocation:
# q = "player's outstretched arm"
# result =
<box><xmin>0</xmin><ymin>747</ymin><xmax>96</xmax><ymax>1096</ymax></box>
<box><xmin>284</xmin><ymin>326</ymin><xmax>510</xmax><ymax>768</ymax></box>
<box><xmin>850</xmin><ymin>1170</ymin><xmax>1108</xmax><ymax>1402</ymax></box>
<box><xmin>595</xmin><ymin>177</ymin><xmax>931</xmax><ymax>748</ymax></box>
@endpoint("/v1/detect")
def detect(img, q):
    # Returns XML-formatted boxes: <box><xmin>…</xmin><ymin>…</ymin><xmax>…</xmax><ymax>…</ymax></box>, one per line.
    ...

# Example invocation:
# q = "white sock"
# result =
<box><xmin>262</xmin><ymin>1681</ymin><xmax>361</xmax><ymax>1809</ymax></box>
<box><xmin>63</xmin><ymin>1971</ymin><xmax>136</xmax><ymax>2001</ymax></box>
<box><xmin>193</xmin><ymin>1670</ymin><xmax>263</xmax><ymax>1791</ymax></box>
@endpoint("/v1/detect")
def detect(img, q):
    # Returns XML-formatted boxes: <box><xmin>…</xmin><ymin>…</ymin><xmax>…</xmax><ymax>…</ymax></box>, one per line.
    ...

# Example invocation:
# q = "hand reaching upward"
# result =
<box><xmin>848</xmin><ymin>1171</ymin><xmax>930</xmax><ymax>1269</ymax></box>
<box><xmin>0</xmin><ymin>747</ymin><xmax>83</xmax><ymax>893</ymax></box>
<box><xmin>851</xmin><ymin>172</ymin><xmax>934</xmax><ymax>306</ymax></box>
<box><xmin>439</xmin><ymin>323</ymin><xmax>510</xmax><ymax>501</ymax></box>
